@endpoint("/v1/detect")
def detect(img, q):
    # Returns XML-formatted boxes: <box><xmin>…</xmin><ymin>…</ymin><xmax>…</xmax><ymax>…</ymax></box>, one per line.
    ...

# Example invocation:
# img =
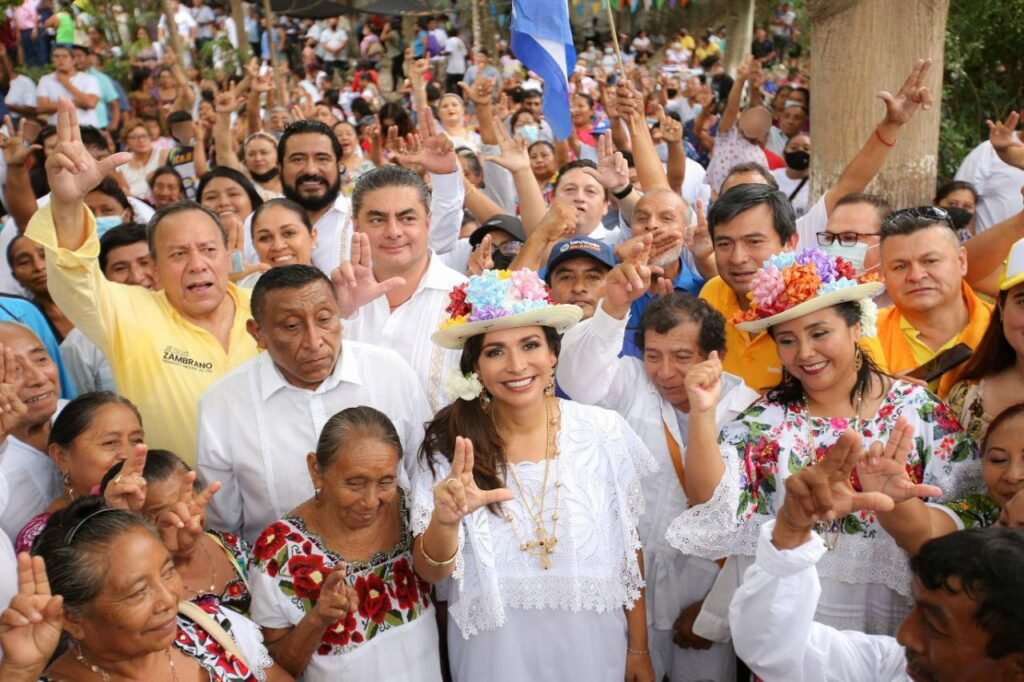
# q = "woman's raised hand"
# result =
<box><xmin>856</xmin><ymin>417</ymin><xmax>943</xmax><ymax>503</ymax></box>
<box><xmin>0</xmin><ymin>554</ymin><xmax>63</xmax><ymax>676</ymax></box>
<box><xmin>156</xmin><ymin>471</ymin><xmax>221</xmax><ymax>554</ymax></box>
<box><xmin>432</xmin><ymin>436</ymin><xmax>514</xmax><ymax>525</ymax></box>
<box><xmin>104</xmin><ymin>444</ymin><xmax>148</xmax><ymax>512</ymax></box>
<box><xmin>311</xmin><ymin>564</ymin><xmax>359</xmax><ymax>627</ymax></box>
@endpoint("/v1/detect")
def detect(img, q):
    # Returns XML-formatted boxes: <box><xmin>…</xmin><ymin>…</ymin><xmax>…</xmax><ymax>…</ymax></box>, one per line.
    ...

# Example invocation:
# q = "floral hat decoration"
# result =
<box><xmin>733</xmin><ymin>248</ymin><xmax>883</xmax><ymax>333</ymax></box>
<box><xmin>432</xmin><ymin>268</ymin><xmax>583</xmax><ymax>351</ymax></box>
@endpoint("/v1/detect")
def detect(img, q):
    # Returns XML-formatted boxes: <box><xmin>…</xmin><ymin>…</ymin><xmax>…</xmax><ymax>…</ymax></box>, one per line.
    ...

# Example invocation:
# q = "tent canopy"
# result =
<box><xmin>269</xmin><ymin>0</ymin><xmax>441</xmax><ymax>18</ymax></box>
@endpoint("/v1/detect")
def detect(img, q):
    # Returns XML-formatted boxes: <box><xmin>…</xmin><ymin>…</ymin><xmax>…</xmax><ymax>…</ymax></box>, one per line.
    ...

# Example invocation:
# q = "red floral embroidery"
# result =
<box><xmin>390</xmin><ymin>557</ymin><xmax>419</xmax><ymax>609</ymax></box>
<box><xmin>933</xmin><ymin>402</ymin><xmax>961</xmax><ymax>431</ymax></box>
<box><xmin>355</xmin><ymin>573</ymin><xmax>392</xmax><ymax>623</ymax></box>
<box><xmin>253</xmin><ymin>522</ymin><xmax>290</xmax><ymax>561</ymax></box>
<box><xmin>320</xmin><ymin>611</ymin><xmax>358</xmax><ymax>651</ymax></box>
<box><xmin>287</xmin><ymin>554</ymin><xmax>329</xmax><ymax>599</ymax></box>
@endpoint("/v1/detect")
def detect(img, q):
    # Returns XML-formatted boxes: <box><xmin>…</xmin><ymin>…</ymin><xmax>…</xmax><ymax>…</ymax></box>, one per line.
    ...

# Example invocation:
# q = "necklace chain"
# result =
<box><xmin>75</xmin><ymin>645</ymin><xmax>179</xmax><ymax>682</ymax></box>
<box><xmin>183</xmin><ymin>535</ymin><xmax>219</xmax><ymax>596</ymax></box>
<box><xmin>803</xmin><ymin>389</ymin><xmax>864</xmax><ymax>551</ymax></box>
<box><xmin>492</xmin><ymin>397</ymin><xmax>562</xmax><ymax>569</ymax></box>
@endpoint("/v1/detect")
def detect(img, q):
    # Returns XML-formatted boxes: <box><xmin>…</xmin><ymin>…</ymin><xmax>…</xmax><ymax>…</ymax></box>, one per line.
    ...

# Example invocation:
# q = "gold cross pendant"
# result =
<box><xmin>523</xmin><ymin>528</ymin><xmax>558</xmax><ymax>570</ymax></box>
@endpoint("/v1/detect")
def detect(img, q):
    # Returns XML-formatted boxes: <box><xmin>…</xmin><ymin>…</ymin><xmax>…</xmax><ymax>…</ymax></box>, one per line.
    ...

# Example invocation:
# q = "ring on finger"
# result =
<box><xmin>444</xmin><ymin>477</ymin><xmax>459</xmax><ymax>493</ymax></box>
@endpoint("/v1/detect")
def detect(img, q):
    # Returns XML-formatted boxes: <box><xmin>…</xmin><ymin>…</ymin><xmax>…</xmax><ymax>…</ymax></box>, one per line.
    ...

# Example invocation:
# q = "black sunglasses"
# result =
<box><xmin>883</xmin><ymin>206</ymin><xmax>954</xmax><ymax>230</ymax></box>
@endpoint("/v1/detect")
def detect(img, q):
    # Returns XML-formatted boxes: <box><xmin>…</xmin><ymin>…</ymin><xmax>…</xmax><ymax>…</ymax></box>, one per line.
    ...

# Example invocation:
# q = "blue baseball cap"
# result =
<box><xmin>544</xmin><ymin>237</ymin><xmax>617</xmax><ymax>283</ymax></box>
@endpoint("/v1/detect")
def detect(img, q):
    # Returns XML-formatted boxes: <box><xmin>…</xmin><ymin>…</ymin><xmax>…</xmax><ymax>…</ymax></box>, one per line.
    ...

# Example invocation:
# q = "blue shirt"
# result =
<box><xmin>621</xmin><ymin>258</ymin><xmax>705</xmax><ymax>359</ymax></box>
<box><xmin>0</xmin><ymin>296</ymin><xmax>77</xmax><ymax>398</ymax></box>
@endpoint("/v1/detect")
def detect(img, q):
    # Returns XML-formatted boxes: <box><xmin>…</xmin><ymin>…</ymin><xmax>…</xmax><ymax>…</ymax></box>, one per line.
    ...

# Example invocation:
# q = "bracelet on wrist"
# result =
<box><xmin>612</xmin><ymin>183</ymin><xmax>633</xmax><ymax>200</ymax></box>
<box><xmin>627</xmin><ymin>647</ymin><xmax>649</xmax><ymax>656</ymax></box>
<box><xmin>419</xmin><ymin>527</ymin><xmax>458</xmax><ymax>567</ymax></box>
<box><xmin>874</xmin><ymin>126</ymin><xmax>896</xmax><ymax>147</ymax></box>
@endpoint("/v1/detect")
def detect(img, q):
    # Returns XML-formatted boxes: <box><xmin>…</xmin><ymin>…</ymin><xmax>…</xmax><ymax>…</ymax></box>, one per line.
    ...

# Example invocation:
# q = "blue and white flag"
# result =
<box><xmin>510</xmin><ymin>0</ymin><xmax>576</xmax><ymax>141</ymax></box>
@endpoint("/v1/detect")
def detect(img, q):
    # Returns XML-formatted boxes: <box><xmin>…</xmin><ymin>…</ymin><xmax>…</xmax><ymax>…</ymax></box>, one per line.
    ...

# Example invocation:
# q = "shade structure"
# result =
<box><xmin>269</xmin><ymin>0</ymin><xmax>442</xmax><ymax>17</ymax></box>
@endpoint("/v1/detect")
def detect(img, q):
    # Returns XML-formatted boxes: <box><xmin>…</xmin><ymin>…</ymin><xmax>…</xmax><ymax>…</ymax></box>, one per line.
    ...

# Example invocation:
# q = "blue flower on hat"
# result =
<box><xmin>818</xmin><ymin>278</ymin><xmax>857</xmax><ymax>295</ymax></box>
<box><xmin>766</xmin><ymin>251</ymin><xmax>796</xmax><ymax>269</ymax></box>
<box><xmin>465</xmin><ymin>270</ymin><xmax>511</xmax><ymax>309</ymax></box>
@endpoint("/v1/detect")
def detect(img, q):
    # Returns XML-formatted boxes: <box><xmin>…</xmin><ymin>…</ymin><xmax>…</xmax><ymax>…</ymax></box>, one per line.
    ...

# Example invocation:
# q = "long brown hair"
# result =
<box><xmin>419</xmin><ymin>326</ymin><xmax>561</xmax><ymax>514</ymax></box>
<box><xmin>956</xmin><ymin>291</ymin><xmax>1015</xmax><ymax>384</ymax></box>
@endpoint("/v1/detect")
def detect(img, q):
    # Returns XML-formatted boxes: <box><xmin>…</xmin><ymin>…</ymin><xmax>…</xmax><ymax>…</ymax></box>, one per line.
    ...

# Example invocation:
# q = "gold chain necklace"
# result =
<box><xmin>182</xmin><ymin>535</ymin><xmax>219</xmax><ymax>596</ymax></box>
<box><xmin>494</xmin><ymin>397</ymin><xmax>562</xmax><ymax>570</ymax></box>
<box><xmin>803</xmin><ymin>389</ymin><xmax>864</xmax><ymax>551</ymax></box>
<box><xmin>75</xmin><ymin>646</ymin><xmax>179</xmax><ymax>682</ymax></box>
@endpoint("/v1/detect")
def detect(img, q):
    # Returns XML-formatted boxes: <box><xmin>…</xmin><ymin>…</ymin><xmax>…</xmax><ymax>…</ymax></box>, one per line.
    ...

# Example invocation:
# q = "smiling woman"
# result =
<box><xmin>237</xmin><ymin>199</ymin><xmax>318</xmax><ymax>290</ymax></box>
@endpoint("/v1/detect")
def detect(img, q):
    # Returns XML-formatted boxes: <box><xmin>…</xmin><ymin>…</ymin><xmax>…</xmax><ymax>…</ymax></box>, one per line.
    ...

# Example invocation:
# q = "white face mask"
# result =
<box><xmin>820</xmin><ymin>240</ymin><xmax>877</xmax><ymax>274</ymax></box>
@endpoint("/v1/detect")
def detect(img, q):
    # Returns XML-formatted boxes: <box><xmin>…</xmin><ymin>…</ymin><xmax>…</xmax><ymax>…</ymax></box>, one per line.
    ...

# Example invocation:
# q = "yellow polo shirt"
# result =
<box><xmin>27</xmin><ymin>204</ymin><xmax>259</xmax><ymax>465</ymax></box>
<box><xmin>877</xmin><ymin>281</ymin><xmax>992</xmax><ymax>399</ymax></box>
<box><xmin>700</xmin><ymin>276</ymin><xmax>889</xmax><ymax>394</ymax></box>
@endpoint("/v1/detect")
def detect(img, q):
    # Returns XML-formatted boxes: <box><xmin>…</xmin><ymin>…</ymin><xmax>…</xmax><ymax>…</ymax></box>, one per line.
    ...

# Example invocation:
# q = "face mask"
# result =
<box><xmin>516</xmin><ymin>124</ymin><xmax>540</xmax><ymax>144</ymax></box>
<box><xmin>944</xmin><ymin>206</ymin><xmax>974</xmax><ymax>232</ymax></box>
<box><xmin>654</xmin><ymin>142</ymin><xmax>668</xmax><ymax>162</ymax></box>
<box><xmin>821</xmin><ymin>240</ymin><xmax>876</xmax><ymax>274</ymax></box>
<box><xmin>250</xmin><ymin>167</ymin><xmax>280</xmax><ymax>183</ymax></box>
<box><xmin>666</xmin><ymin>88</ymin><xmax>679</xmax><ymax>99</ymax></box>
<box><xmin>784</xmin><ymin>149</ymin><xmax>810</xmax><ymax>171</ymax></box>
<box><xmin>95</xmin><ymin>214</ymin><xmax>125</xmax><ymax>238</ymax></box>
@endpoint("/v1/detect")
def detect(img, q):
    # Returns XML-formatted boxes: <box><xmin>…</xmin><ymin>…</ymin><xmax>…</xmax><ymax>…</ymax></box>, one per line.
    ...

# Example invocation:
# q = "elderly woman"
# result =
<box><xmin>413</xmin><ymin>269</ymin><xmax>656</xmax><ymax>682</ymax></box>
<box><xmin>0</xmin><ymin>325</ymin><xmax>66</xmax><ymax>541</ymax></box>
<box><xmin>557</xmin><ymin>245</ymin><xmax>759</xmax><ymax>682</ymax></box>
<box><xmin>248</xmin><ymin>407</ymin><xmax>441</xmax><ymax>681</ymax></box>
<box><xmin>0</xmin><ymin>497</ymin><xmax>291</xmax><ymax>681</ymax></box>
<box><xmin>668</xmin><ymin>248</ymin><xmax>983</xmax><ymax>636</ymax></box>
<box><xmin>118</xmin><ymin>119</ymin><xmax>168</xmax><ymax>200</ymax></box>
<box><xmin>333</xmin><ymin>121</ymin><xmax>377</xmax><ymax>196</ymax></box>
<box><xmin>103</xmin><ymin>448</ymin><xmax>253</xmax><ymax>615</ymax></box>
<box><xmin>15</xmin><ymin>392</ymin><xmax>144</xmax><ymax>553</ymax></box>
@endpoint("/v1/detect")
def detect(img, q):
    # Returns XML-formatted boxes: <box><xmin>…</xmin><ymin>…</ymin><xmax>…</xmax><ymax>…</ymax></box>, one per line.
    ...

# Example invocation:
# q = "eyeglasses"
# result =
<box><xmin>883</xmin><ymin>206</ymin><xmax>954</xmax><ymax>230</ymax></box>
<box><xmin>816</xmin><ymin>232</ymin><xmax>881</xmax><ymax>247</ymax></box>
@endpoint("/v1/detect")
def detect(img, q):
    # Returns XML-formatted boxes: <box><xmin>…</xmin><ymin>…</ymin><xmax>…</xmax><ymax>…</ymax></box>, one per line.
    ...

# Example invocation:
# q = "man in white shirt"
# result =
<box><xmin>158</xmin><ymin>0</ymin><xmax>198</xmax><ymax>47</ymax></box>
<box><xmin>191</xmin><ymin>0</ymin><xmax>216</xmax><ymax>49</ymax></box>
<box><xmin>35</xmin><ymin>45</ymin><xmax>100</xmax><ymax>127</ymax></box>
<box><xmin>197</xmin><ymin>264</ymin><xmax>431</xmax><ymax>542</ymax></box>
<box><xmin>318</xmin><ymin>17</ymin><xmax>348</xmax><ymax>77</ymax></box>
<box><xmin>955</xmin><ymin>133</ymin><xmax>1024</xmax><ymax>233</ymax></box>
<box><xmin>444</xmin><ymin>27</ymin><xmax>468</xmax><ymax>94</ymax></box>
<box><xmin>730</xmin><ymin>433</ymin><xmax>1024</xmax><ymax>682</ymax></box>
<box><xmin>334</xmin><ymin>165</ymin><xmax>467</xmax><ymax>413</ymax></box>
<box><xmin>245</xmin><ymin>118</ymin><xmax>464</xmax><ymax>276</ymax></box>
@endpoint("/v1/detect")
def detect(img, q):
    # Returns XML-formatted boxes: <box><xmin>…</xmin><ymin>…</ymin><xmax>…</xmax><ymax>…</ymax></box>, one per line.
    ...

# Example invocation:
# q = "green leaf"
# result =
<box><xmin>384</xmin><ymin>610</ymin><xmax>404</xmax><ymax>627</ymax></box>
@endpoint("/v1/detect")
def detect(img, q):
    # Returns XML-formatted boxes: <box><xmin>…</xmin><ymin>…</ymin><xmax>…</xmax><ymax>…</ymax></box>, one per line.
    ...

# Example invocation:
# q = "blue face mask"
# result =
<box><xmin>516</xmin><ymin>124</ymin><xmax>540</xmax><ymax>144</ymax></box>
<box><xmin>95</xmin><ymin>214</ymin><xmax>125</xmax><ymax>237</ymax></box>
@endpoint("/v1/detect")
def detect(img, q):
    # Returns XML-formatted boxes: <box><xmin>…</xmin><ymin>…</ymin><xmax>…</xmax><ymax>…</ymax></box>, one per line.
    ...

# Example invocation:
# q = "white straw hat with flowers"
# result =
<box><xmin>733</xmin><ymin>248</ymin><xmax>884</xmax><ymax>333</ymax></box>
<box><xmin>431</xmin><ymin>268</ymin><xmax>583</xmax><ymax>350</ymax></box>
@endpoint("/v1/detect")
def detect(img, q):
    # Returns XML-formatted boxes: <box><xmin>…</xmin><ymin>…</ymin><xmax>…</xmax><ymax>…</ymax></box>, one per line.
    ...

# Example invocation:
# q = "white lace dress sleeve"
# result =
<box><xmin>220</xmin><ymin>608</ymin><xmax>274</xmax><ymax>682</ymax></box>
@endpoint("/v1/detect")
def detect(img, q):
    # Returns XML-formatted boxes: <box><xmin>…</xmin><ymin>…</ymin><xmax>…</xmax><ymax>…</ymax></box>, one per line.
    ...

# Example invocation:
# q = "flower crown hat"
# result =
<box><xmin>431</xmin><ymin>268</ymin><xmax>584</xmax><ymax>350</ymax></box>
<box><xmin>733</xmin><ymin>248</ymin><xmax>884</xmax><ymax>334</ymax></box>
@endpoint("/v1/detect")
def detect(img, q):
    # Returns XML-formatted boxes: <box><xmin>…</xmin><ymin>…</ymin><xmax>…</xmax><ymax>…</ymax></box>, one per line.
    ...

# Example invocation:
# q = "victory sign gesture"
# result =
<box><xmin>46</xmin><ymin>98</ymin><xmax>130</xmax><ymax>208</ymax></box>
<box><xmin>432</xmin><ymin>436</ymin><xmax>514</xmax><ymax>524</ymax></box>
<box><xmin>0</xmin><ymin>554</ymin><xmax>63</xmax><ymax>680</ymax></box>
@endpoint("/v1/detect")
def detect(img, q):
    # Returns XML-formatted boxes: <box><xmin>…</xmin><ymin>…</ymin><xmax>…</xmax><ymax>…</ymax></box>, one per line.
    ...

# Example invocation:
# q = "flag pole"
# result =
<box><xmin>604</xmin><ymin>0</ymin><xmax>627</xmax><ymax>75</ymax></box>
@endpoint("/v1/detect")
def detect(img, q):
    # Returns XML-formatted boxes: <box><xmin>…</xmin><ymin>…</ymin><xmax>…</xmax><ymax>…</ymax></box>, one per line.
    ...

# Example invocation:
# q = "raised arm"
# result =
<box><xmin>964</xmin><ymin>192</ymin><xmax>1024</xmax><ymax>297</ymax></box>
<box><xmin>618</xmin><ymin>81</ymin><xmax>670</xmax><ymax>192</ymax></box>
<box><xmin>822</xmin><ymin>58</ymin><xmax>933</xmax><ymax>214</ymax></box>
<box><xmin>508</xmin><ymin>200</ymin><xmax>578</xmax><ymax>272</ymax></box>
<box><xmin>658</xmin><ymin>105</ymin><xmax>687</xmax><ymax>194</ymax></box>
<box><xmin>987</xmin><ymin>111</ymin><xmax>1024</xmax><ymax>170</ymax></box>
<box><xmin>0</xmin><ymin>116</ymin><xmax>41</xmax><ymax>231</ymax></box>
<box><xmin>213</xmin><ymin>90</ymin><xmax>244</xmax><ymax>173</ymax></box>
<box><xmin>718</xmin><ymin>57</ymin><xmax>753</xmax><ymax>133</ymax></box>
<box><xmin>484</xmin><ymin>118</ymin><xmax>546</xmax><ymax>233</ymax></box>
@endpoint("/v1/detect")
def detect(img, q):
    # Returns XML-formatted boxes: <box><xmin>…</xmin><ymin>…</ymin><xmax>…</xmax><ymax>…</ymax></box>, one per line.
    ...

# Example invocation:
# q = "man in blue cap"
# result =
<box><xmin>544</xmin><ymin>236</ymin><xmax>616</xmax><ymax>321</ymax></box>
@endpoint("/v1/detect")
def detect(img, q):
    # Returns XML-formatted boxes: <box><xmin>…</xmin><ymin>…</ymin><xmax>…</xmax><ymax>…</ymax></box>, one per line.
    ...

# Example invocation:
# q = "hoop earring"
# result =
<box><xmin>854</xmin><ymin>345</ymin><xmax>864</xmax><ymax>373</ymax></box>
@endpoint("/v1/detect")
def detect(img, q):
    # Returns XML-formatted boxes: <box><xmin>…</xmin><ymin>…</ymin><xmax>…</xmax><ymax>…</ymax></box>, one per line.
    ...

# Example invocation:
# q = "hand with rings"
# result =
<box><xmin>431</xmin><ymin>436</ymin><xmax>513</xmax><ymax>525</ymax></box>
<box><xmin>104</xmin><ymin>444</ymin><xmax>149</xmax><ymax>512</ymax></box>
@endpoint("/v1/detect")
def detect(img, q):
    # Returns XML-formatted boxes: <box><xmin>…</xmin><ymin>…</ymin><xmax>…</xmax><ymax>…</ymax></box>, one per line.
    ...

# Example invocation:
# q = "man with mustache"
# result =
<box><xmin>730</xmin><ymin>432</ymin><xmax>1024</xmax><ymax>682</ymax></box>
<box><xmin>243</xmin><ymin>118</ymin><xmax>464</xmax><ymax>276</ymax></box>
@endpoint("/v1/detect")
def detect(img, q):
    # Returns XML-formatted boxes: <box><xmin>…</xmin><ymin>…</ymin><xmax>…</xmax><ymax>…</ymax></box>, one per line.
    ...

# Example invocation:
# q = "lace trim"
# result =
<box><xmin>246</xmin><ymin>623</ymin><xmax>273</xmax><ymax>682</ymax></box>
<box><xmin>665</xmin><ymin>444</ymin><xmax>742</xmax><ymax>562</ymax></box>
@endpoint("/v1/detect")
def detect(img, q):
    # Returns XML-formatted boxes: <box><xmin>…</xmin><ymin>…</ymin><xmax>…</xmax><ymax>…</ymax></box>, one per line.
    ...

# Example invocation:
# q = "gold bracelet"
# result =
<box><xmin>627</xmin><ymin>647</ymin><xmax>649</xmax><ymax>656</ymax></box>
<box><xmin>419</xmin><ymin>528</ymin><xmax>458</xmax><ymax>567</ymax></box>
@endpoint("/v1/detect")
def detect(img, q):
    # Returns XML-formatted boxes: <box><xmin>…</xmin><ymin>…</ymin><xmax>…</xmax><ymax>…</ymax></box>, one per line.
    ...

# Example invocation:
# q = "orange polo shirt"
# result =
<box><xmin>876</xmin><ymin>281</ymin><xmax>993</xmax><ymax>398</ymax></box>
<box><xmin>700</xmin><ymin>276</ymin><xmax>889</xmax><ymax>395</ymax></box>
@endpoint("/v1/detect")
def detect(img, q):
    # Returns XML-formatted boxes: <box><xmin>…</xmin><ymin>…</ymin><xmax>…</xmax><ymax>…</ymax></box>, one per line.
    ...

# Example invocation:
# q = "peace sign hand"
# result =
<box><xmin>778</xmin><ymin>430</ymin><xmax>896</xmax><ymax>534</ymax></box>
<box><xmin>856</xmin><ymin>417</ymin><xmax>943</xmax><ymax>503</ymax></box>
<box><xmin>432</xmin><ymin>437</ymin><xmax>514</xmax><ymax>525</ymax></box>
<box><xmin>156</xmin><ymin>471</ymin><xmax>221</xmax><ymax>554</ymax></box>
<box><xmin>986</xmin><ymin>111</ymin><xmax>1024</xmax><ymax>168</ymax></box>
<box><xmin>0</xmin><ymin>554</ymin><xmax>63</xmax><ymax>677</ymax></box>
<box><xmin>683</xmin><ymin>199</ymin><xmax>713</xmax><ymax>261</ymax></box>
<box><xmin>879</xmin><ymin>58</ymin><xmax>933</xmax><ymax>127</ymax></box>
<box><xmin>604</xmin><ymin>234</ymin><xmax>656</xmax><ymax>312</ymax></box>
<box><xmin>104</xmin><ymin>444</ymin><xmax>148</xmax><ymax>512</ymax></box>
<box><xmin>467</xmin><ymin>233</ymin><xmax>494</xmax><ymax>276</ymax></box>
<box><xmin>311</xmin><ymin>564</ymin><xmax>360</xmax><ymax>628</ymax></box>
<box><xmin>46</xmin><ymin>99</ymin><xmax>131</xmax><ymax>207</ymax></box>
<box><xmin>0</xmin><ymin>116</ymin><xmax>41</xmax><ymax>167</ymax></box>
<box><xmin>584</xmin><ymin>133</ymin><xmax>629</xmax><ymax>194</ymax></box>
<box><xmin>0</xmin><ymin>343</ymin><xmax>26</xmax><ymax>440</ymax></box>
<box><xmin>484</xmin><ymin>115</ymin><xmax>530</xmax><ymax>174</ymax></box>
<box><xmin>331</xmin><ymin>231</ymin><xmax>406</xmax><ymax>318</ymax></box>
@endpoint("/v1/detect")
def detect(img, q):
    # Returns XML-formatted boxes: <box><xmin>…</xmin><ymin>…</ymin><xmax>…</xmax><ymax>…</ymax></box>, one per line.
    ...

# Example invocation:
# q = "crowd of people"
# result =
<box><xmin>0</xmin><ymin>3</ymin><xmax>1020</xmax><ymax>681</ymax></box>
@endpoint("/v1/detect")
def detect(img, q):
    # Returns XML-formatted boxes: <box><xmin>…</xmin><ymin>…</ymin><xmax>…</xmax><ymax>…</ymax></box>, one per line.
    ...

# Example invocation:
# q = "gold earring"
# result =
<box><xmin>854</xmin><ymin>345</ymin><xmax>864</xmax><ymax>372</ymax></box>
<box><xmin>479</xmin><ymin>389</ymin><xmax>492</xmax><ymax>412</ymax></box>
<box><xmin>63</xmin><ymin>472</ymin><xmax>75</xmax><ymax>501</ymax></box>
<box><xmin>545</xmin><ymin>373</ymin><xmax>556</xmax><ymax>397</ymax></box>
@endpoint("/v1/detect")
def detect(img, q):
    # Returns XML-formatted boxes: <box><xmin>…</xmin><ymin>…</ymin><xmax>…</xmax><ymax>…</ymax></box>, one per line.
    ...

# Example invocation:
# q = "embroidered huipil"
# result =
<box><xmin>411</xmin><ymin>401</ymin><xmax>656</xmax><ymax>682</ymax></box>
<box><xmin>666</xmin><ymin>381</ymin><xmax>983</xmax><ymax>635</ymax></box>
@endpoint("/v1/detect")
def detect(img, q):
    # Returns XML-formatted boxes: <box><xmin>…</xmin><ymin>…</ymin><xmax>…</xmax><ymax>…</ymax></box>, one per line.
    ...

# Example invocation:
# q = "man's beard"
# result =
<box><xmin>250</xmin><ymin>167</ymin><xmax>280</xmax><ymax>183</ymax></box>
<box><xmin>283</xmin><ymin>173</ymin><xmax>342</xmax><ymax>213</ymax></box>
<box><xmin>651</xmin><ymin>244</ymin><xmax>683</xmax><ymax>269</ymax></box>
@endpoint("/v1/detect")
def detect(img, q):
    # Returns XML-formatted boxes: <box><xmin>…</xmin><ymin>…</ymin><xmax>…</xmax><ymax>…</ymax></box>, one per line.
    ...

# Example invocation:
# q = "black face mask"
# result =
<box><xmin>250</xmin><ymin>167</ymin><xmax>280</xmax><ymax>183</ymax></box>
<box><xmin>784</xmin><ymin>149</ymin><xmax>810</xmax><ymax>171</ymax></box>
<box><xmin>944</xmin><ymin>206</ymin><xmax>974</xmax><ymax>231</ymax></box>
<box><xmin>666</xmin><ymin>89</ymin><xmax>679</xmax><ymax>99</ymax></box>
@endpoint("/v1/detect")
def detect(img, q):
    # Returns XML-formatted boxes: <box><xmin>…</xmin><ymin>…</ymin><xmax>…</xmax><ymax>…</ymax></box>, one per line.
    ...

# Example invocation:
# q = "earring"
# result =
<box><xmin>314</xmin><ymin>487</ymin><xmax>322</xmax><ymax>501</ymax></box>
<box><xmin>63</xmin><ymin>472</ymin><xmax>75</xmax><ymax>501</ymax></box>
<box><xmin>545</xmin><ymin>372</ymin><xmax>556</xmax><ymax>398</ymax></box>
<box><xmin>479</xmin><ymin>389</ymin><xmax>492</xmax><ymax>413</ymax></box>
<box><xmin>854</xmin><ymin>345</ymin><xmax>864</xmax><ymax>372</ymax></box>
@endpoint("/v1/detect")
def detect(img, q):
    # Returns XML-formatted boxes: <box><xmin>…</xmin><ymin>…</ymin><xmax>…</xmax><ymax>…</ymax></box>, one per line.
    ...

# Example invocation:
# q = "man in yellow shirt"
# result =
<box><xmin>876</xmin><ymin>206</ymin><xmax>993</xmax><ymax>398</ymax></box>
<box><xmin>701</xmin><ymin>183</ymin><xmax>887</xmax><ymax>393</ymax></box>
<box><xmin>26</xmin><ymin>99</ymin><xmax>258</xmax><ymax>464</ymax></box>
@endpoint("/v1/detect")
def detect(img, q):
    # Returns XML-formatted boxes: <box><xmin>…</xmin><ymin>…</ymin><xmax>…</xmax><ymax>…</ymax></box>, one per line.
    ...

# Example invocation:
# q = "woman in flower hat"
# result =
<box><xmin>411</xmin><ymin>268</ymin><xmax>658</xmax><ymax>682</ymax></box>
<box><xmin>666</xmin><ymin>247</ymin><xmax>983</xmax><ymax>636</ymax></box>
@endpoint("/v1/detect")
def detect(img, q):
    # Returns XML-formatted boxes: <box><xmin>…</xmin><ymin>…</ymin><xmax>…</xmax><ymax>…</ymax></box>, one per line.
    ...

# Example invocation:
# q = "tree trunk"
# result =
<box><xmin>471</xmin><ymin>0</ymin><xmax>482</xmax><ymax>52</ymax></box>
<box><xmin>159</xmin><ymin>0</ymin><xmax>187</xmax><ymax>73</ymax></box>
<box><xmin>807</xmin><ymin>0</ymin><xmax>949</xmax><ymax>208</ymax></box>
<box><xmin>229</xmin><ymin>0</ymin><xmax>250</xmax><ymax>65</ymax></box>
<box><xmin>722</xmin><ymin>0</ymin><xmax>755</xmax><ymax>76</ymax></box>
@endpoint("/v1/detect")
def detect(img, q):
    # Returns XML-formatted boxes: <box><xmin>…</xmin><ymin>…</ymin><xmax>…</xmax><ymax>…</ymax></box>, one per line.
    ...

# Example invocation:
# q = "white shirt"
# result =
<box><xmin>772</xmin><ymin>167</ymin><xmax>810</xmax><ymax>217</ymax></box>
<box><xmin>445</xmin><ymin>35</ymin><xmax>468</xmax><ymax>74</ymax></box>
<box><xmin>60</xmin><ymin>327</ymin><xmax>116</xmax><ymax>394</ymax></box>
<box><xmin>158</xmin><ymin>6</ymin><xmax>197</xmax><ymax>40</ymax></box>
<box><xmin>0</xmin><ymin>469</ymin><xmax>17</xmax><ymax>657</ymax></box>
<box><xmin>343</xmin><ymin>254</ymin><xmax>465</xmax><ymax>414</ymax></box>
<box><xmin>197</xmin><ymin>342</ymin><xmax>431</xmax><ymax>543</ymax></box>
<box><xmin>36</xmin><ymin>71</ymin><xmax>101</xmax><ymax>127</ymax></box>
<box><xmin>681</xmin><ymin>157</ymin><xmax>711</xmax><ymax>208</ymax></box>
<box><xmin>318</xmin><ymin>27</ymin><xmax>347</xmax><ymax>59</ymax></box>
<box><xmin>730</xmin><ymin>521</ymin><xmax>909</xmax><ymax>682</ymax></box>
<box><xmin>191</xmin><ymin>4</ymin><xmax>215</xmax><ymax>39</ymax></box>
<box><xmin>795</xmin><ymin>194</ymin><xmax>828</xmax><ymax>250</ymax></box>
<box><xmin>242</xmin><ymin>172</ymin><xmax>465</xmax><ymax>276</ymax></box>
<box><xmin>0</xmin><ymin>400</ymin><xmax>67</xmax><ymax>541</ymax></box>
<box><xmin>954</xmin><ymin>139</ymin><xmax>1024</xmax><ymax>232</ymax></box>
<box><xmin>6</xmin><ymin>74</ymin><xmax>37</xmax><ymax>115</ymax></box>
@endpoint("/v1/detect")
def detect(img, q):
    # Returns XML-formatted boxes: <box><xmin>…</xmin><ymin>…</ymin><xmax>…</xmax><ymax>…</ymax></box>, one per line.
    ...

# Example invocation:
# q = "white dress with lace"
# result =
<box><xmin>411</xmin><ymin>400</ymin><xmax>656</xmax><ymax>682</ymax></box>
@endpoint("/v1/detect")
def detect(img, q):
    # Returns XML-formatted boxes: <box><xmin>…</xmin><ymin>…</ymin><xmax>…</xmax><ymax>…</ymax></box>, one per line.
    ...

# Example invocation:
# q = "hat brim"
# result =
<box><xmin>431</xmin><ymin>305</ymin><xmax>584</xmax><ymax>350</ymax></box>
<box><xmin>735</xmin><ymin>282</ymin><xmax>884</xmax><ymax>333</ymax></box>
<box><xmin>1000</xmin><ymin>271</ymin><xmax>1024</xmax><ymax>292</ymax></box>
